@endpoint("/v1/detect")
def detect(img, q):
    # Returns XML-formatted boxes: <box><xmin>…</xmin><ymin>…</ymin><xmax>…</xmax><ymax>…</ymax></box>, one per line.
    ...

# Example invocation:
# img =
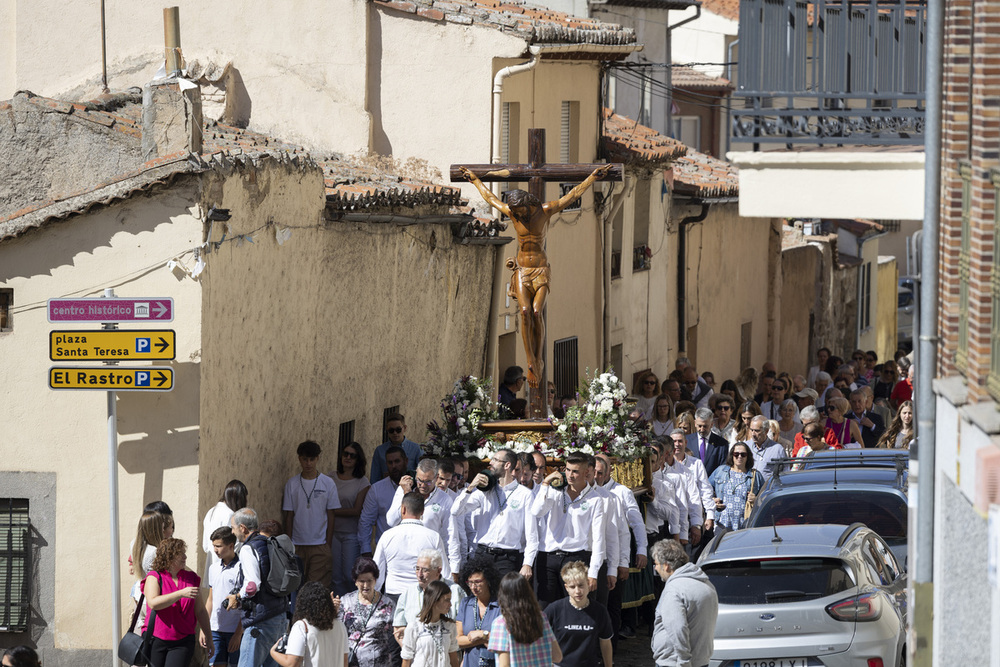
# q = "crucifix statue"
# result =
<box><xmin>451</xmin><ymin>128</ymin><xmax>622</xmax><ymax>417</ymax></box>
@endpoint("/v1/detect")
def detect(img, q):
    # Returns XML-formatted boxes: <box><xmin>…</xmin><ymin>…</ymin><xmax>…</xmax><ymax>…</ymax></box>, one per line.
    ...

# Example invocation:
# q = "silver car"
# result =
<box><xmin>699</xmin><ymin>524</ymin><xmax>906</xmax><ymax>667</ymax></box>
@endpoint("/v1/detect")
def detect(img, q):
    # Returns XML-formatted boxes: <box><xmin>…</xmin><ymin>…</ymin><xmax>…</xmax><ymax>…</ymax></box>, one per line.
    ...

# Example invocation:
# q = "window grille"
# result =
<box><xmin>338</xmin><ymin>420</ymin><xmax>355</xmax><ymax>452</ymax></box>
<box><xmin>859</xmin><ymin>261</ymin><xmax>872</xmax><ymax>332</ymax></box>
<box><xmin>0</xmin><ymin>290</ymin><xmax>11</xmax><ymax>332</ymax></box>
<box><xmin>553</xmin><ymin>337</ymin><xmax>579</xmax><ymax>398</ymax></box>
<box><xmin>957</xmin><ymin>161</ymin><xmax>972</xmax><ymax>372</ymax></box>
<box><xmin>988</xmin><ymin>168</ymin><xmax>1000</xmax><ymax>400</ymax></box>
<box><xmin>559</xmin><ymin>183</ymin><xmax>582</xmax><ymax>211</ymax></box>
<box><xmin>382</xmin><ymin>406</ymin><xmax>400</xmax><ymax>443</ymax></box>
<box><xmin>0</xmin><ymin>499</ymin><xmax>29</xmax><ymax>633</ymax></box>
<box><xmin>560</xmin><ymin>101</ymin><xmax>579</xmax><ymax>164</ymax></box>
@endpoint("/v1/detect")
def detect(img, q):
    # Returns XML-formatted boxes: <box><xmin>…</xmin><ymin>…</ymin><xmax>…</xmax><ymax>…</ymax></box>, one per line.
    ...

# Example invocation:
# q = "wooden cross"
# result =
<box><xmin>450</xmin><ymin>128</ymin><xmax>623</xmax><ymax>419</ymax></box>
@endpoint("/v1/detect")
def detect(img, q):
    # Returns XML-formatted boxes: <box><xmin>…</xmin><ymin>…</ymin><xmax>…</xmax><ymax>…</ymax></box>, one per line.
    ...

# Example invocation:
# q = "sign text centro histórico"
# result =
<box><xmin>47</xmin><ymin>298</ymin><xmax>174</xmax><ymax>323</ymax></box>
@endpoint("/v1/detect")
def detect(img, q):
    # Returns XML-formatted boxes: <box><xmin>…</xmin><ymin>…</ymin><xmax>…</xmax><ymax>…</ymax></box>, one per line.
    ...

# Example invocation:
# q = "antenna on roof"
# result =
<box><xmin>771</xmin><ymin>514</ymin><xmax>782</xmax><ymax>544</ymax></box>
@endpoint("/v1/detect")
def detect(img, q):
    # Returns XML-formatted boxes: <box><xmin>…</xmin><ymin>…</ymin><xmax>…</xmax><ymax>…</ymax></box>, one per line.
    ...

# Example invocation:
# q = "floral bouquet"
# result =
<box><xmin>425</xmin><ymin>375</ymin><xmax>499</xmax><ymax>459</ymax></box>
<box><xmin>548</xmin><ymin>370</ymin><xmax>649</xmax><ymax>461</ymax></box>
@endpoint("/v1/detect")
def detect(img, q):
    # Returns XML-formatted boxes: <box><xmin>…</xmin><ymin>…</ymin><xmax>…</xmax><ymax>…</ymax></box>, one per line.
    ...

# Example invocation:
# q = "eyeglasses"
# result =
<box><xmin>467</xmin><ymin>578</ymin><xmax>487</xmax><ymax>587</ymax></box>
<box><xmin>453</xmin><ymin>473</ymin><xmax>465</xmax><ymax>481</ymax></box>
<box><xmin>342</xmin><ymin>451</ymin><xmax>358</xmax><ymax>459</ymax></box>
<box><xmin>416</xmin><ymin>477</ymin><xmax>435</xmax><ymax>486</ymax></box>
<box><xmin>387</xmin><ymin>427</ymin><xmax>403</xmax><ymax>434</ymax></box>
<box><xmin>732</xmin><ymin>452</ymin><xmax>748</xmax><ymax>458</ymax></box>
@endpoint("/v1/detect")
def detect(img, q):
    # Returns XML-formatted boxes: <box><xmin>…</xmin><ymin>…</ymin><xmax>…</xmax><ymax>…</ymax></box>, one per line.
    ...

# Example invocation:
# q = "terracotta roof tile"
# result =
<box><xmin>373</xmin><ymin>0</ymin><xmax>638</xmax><ymax>47</ymax></box>
<box><xmin>0</xmin><ymin>91</ymin><xmax>467</xmax><ymax>240</ymax></box>
<box><xmin>701</xmin><ymin>0</ymin><xmax>739</xmax><ymax>22</ymax></box>
<box><xmin>672</xmin><ymin>148</ymin><xmax>739</xmax><ymax>198</ymax></box>
<box><xmin>601</xmin><ymin>108</ymin><xmax>687</xmax><ymax>165</ymax></box>
<box><xmin>671</xmin><ymin>65</ymin><xmax>732</xmax><ymax>91</ymax></box>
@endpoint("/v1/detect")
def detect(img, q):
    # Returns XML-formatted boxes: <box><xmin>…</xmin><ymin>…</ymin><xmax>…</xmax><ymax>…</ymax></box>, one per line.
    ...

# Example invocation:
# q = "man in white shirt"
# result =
<box><xmin>586</xmin><ymin>458</ymin><xmax>622</xmax><ymax>603</ymax></box>
<box><xmin>358</xmin><ymin>445</ymin><xmax>406</xmax><ymax>555</ymax></box>
<box><xmin>661</xmin><ymin>439</ymin><xmax>702</xmax><ymax>548</ymax></box>
<box><xmin>644</xmin><ymin>441</ymin><xmax>682</xmax><ymax>546</ymax></box>
<box><xmin>374</xmin><ymin>492</ymin><xmax>450</xmax><ymax>600</ymax></box>
<box><xmin>451</xmin><ymin>448</ymin><xmax>538</xmax><ymax>579</ymax></box>
<box><xmin>386</xmin><ymin>458</ymin><xmax>454</xmax><ymax>552</ymax></box>
<box><xmin>391</xmin><ymin>548</ymin><xmax>465</xmax><ymax>646</ymax></box>
<box><xmin>282</xmin><ymin>440</ymin><xmax>340</xmax><ymax>588</ymax></box>
<box><xmin>530</xmin><ymin>452</ymin><xmax>606</xmax><ymax>606</ymax></box>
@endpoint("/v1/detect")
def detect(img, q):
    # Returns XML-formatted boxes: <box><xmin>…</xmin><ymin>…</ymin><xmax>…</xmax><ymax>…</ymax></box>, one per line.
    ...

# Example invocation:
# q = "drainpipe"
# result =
<box><xmin>491</xmin><ymin>48</ymin><xmax>541</xmax><ymax>187</ymax></box>
<box><xmin>677</xmin><ymin>202</ymin><xmax>710</xmax><ymax>354</ymax></box>
<box><xmin>602</xmin><ymin>180</ymin><xmax>628</xmax><ymax>368</ymax></box>
<box><xmin>915</xmin><ymin>0</ymin><xmax>942</xmax><ymax>601</ymax></box>
<box><xmin>725</xmin><ymin>39</ymin><xmax>739</xmax><ymax>155</ymax></box>
<box><xmin>666</xmin><ymin>4</ymin><xmax>702</xmax><ymax>135</ymax></box>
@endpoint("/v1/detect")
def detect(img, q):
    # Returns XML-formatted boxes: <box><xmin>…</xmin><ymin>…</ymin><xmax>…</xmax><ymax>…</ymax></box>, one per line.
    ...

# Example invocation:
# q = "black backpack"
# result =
<box><xmin>263</xmin><ymin>534</ymin><xmax>301</xmax><ymax>596</ymax></box>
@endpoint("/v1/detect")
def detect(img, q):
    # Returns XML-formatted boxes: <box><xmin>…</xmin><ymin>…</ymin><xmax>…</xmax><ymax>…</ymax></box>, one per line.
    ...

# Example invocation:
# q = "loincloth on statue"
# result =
<box><xmin>505</xmin><ymin>258</ymin><xmax>550</xmax><ymax>298</ymax></box>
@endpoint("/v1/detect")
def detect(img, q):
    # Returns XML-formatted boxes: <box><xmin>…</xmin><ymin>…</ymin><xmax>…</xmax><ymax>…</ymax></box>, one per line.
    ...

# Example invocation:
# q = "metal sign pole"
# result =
<box><xmin>103</xmin><ymin>288</ymin><xmax>121</xmax><ymax>667</ymax></box>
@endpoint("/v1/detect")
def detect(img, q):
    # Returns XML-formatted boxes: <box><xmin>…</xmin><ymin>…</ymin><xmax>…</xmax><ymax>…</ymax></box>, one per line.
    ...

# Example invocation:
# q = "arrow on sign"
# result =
<box><xmin>155</xmin><ymin>337</ymin><xmax>170</xmax><ymax>353</ymax></box>
<box><xmin>154</xmin><ymin>371</ymin><xmax>169</xmax><ymax>387</ymax></box>
<box><xmin>154</xmin><ymin>302</ymin><xmax>169</xmax><ymax>318</ymax></box>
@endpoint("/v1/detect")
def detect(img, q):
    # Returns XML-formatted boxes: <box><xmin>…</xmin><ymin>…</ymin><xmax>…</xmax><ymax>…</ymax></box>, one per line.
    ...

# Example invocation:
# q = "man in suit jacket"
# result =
<box><xmin>846</xmin><ymin>390</ymin><xmax>886</xmax><ymax>448</ymax></box>
<box><xmin>686</xmin><ymin>408</ymin><xmax>729</xmax><ymax>475</ymax></box>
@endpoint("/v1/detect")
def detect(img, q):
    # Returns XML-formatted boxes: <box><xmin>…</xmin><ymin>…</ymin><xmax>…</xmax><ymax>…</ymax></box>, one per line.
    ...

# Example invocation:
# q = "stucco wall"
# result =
<box><xmin>6</xmin><ymin>0</ymin><xmax>371</xmax><ymax>154</ymax></box>
<box><xmin>779</xmin><ymin>244</ymin><xmax>819</xmax><ymax>376</ymax></box>
<box><xmin>370</xmin><ymin>11</ymin><xmax>525</xmax><ymax>187</ymax></box>
<box><xmin>682</xmin><ymin>203</ymin><xmax>773</xmax><ymax>382</ymax></box>
<box><xmin>875</xmin><ymin>256</ymin><xmax>898</xmax><ymax>361</ymax></box>
<box><xmin>198</xmin><ymin>160</ymin><xmax>498</xmax><ymax>524</ymax></box>
<box><xmin>0</xmin><ymin>186</ymin><xmax>203</xmax><ymax>660</ymax></box>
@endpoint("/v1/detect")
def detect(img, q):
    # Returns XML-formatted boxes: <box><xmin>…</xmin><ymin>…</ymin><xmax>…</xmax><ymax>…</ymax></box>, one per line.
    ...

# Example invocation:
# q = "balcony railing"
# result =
<box><xmin>732</xmin><ymin>0</ymin><xmax>927</xmax><ymax>146</ymax></box>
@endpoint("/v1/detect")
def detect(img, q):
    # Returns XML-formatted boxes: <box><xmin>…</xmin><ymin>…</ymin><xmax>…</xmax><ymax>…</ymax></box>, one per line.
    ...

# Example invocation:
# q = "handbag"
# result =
<box><xmin>743</xmin><ymin>473</ymin><xmax>758</xmax><ymax>521</ymax></box>
<box><xmin>117</xmin><ymin>585</ymin><xmax>157</xmax><ymax>666</ymax></box>
<box><xmin>347</xmin><ymin>593</ymin><xmax>380</xmax><ymax>665</ymax></box>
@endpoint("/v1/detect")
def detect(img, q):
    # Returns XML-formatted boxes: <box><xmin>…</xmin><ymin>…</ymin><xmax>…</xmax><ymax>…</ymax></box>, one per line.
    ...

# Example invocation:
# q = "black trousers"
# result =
<box><xmin>149</xmin><ymin>634</ymin><xmax>195</xmax><ymax>667</ymax></box>
<box><xmin>535</xmin><ymin>549</ymin><xmax>591</xmax><ymax>607</ymax></box>
<box><xmin>474</xmin><ymin>545</ymin><xmax>524</xmax><ymax>579</ymax></box>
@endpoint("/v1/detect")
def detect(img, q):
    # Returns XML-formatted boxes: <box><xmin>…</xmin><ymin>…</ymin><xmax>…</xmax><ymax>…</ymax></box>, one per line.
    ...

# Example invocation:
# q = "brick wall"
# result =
<box><xmin>940</xmin><ymin>0</ymin><xmax>999</xmax><ymax>404</ymax></box>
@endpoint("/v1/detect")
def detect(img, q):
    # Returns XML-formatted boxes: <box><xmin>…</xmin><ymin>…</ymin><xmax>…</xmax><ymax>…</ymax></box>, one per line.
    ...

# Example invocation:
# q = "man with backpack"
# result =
<box><xmin>227</xmin><ymin>508</ymin><xmax>299</xmax><ymax>667</ymax></box>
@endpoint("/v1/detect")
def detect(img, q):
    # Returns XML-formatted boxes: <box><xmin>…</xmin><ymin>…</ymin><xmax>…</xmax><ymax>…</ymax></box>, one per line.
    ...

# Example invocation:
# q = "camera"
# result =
<box><xmin>274</xmin><ymin>633</ymin><xmax>289</xmax><ymax>654</ymax></box>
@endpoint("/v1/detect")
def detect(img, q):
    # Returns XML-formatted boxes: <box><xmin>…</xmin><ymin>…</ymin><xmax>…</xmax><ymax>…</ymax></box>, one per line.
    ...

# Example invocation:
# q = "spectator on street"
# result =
<box><xmin>807</xmin><ymin>347</ymin><xmax>831</xmax><ymax>389</ymax></box>
<box><xmin>332</xmin><ymin>442</ymin><xmax>371</xmax><ymax>595</ymax></box>
<box><xmin>454</xmin><ymin>557</ymin><xmax>502</xmax><ymax>667</ymax></box>
<box><xmin>283</xmin><ymin>440</ymin><xmax>340</xmax><ymax>588</ymax></box>
<box><xmin>734</xmin><ymin>401</ymin><xmax>761</xmax><ymax>445</ymax></box>
<box><xmin>202</xmin><ymin>481</ymin><xmax>248</xmax><ymax>572</ymax></box>
<box><xmin>650</xmin><ymin>539</ymin><xmax>718</xmax><ymax>667</ymax></box>
<box><xmin>650</xmin><ymin>394</ymin><xmax>674</xmax><ymax>438</ymax></box>
<box><xmin>744</xmin><ymin>415</ymin><xmax>786</xmax><ymax>482</ymax></box>
<box><xmin>709</xmin><ymin>442</ymin><xmax>764</xmax><ymax>531</ymax></box>
<box><xmin>393</xmin><ymin>549</ymin><xmax>465</xmax><ymax>647</ymax></box>
<box><xmin>269</xmin><ymin>581</ymin><xmax>348</xmax><ymax>667</ymax></box>
<box><xmin>370</xmin><ymin>414</ymin><xmax>422</xmax><ymax>484</ymax></box>
<box><xmin>825</xmin><ymin>397</ymin><xmax>863</xmax><ymax>449</ymax></box>
<box><xmin>498</xmin><ymin>367</ymin><xmax>526</xmax><ymax>416</ymax></box>
<box><xmin>777</xmin><ymin>400</ymin><xmax>802</xmax><ymax>445</ymax></box>
<box><xmin>718</xmin><ymin>379</ymin><xmax>740</xmax><ymax>407</ymax></box>
<box><xmin>400</xmin><ymin>580</ymin><xmax>461</xmax><ymax>667</ymax></box>
<box><xmin>2</xmin><ymin>646</ymin><xmax>40</xmax><ymax>667</ymax></box>
<box><xmin>891</xmin><ymin>364</ymin><xmax>915</xmax><ymax>411</ymax></box>
<box><xmin>709</xmin><ymin>395</ymin><xmax>737</xmax><ymax>444</ymax></box>
<box><xmin>633</xmin><ymin>371</ymin><xmax>661</xmax><ymax>421</ymax></box>
<box><xmin>544</xmin><ymin>561</ymin><xmax>613</xmax><ymax>667</ymax></box>
<box><xmin>340</xmin><ymin>556</ymin><xmax>400</xmax><ymax>667</ymax></box>
<box><xmin>680</xmin><ymin>367</ymin><xmax>713</xmax><ymax>410</ymax></box>
<box><xmin>487</xmin><ymin>573</ymin><xmax>562</xmax><ymax>666</ymax></box>
<box><xmin>374</xmin><ymin>493</ymin><xmax>450</xmax><ymax>601</ymax></box>
<box><xmin>202</xmin><ymin>527</ymin><xmax>243</xmax><ymax>667</ymax></box>
<box><xmin>358</xmin><ymin>445</ymin><xmax>406</xmax><ymax>555</ymax></box>
<box><xmin>847</xmin><ymin>389</ymin><xmax>886</xmax><ymax>448</ymax></box>
<box><xmin>878</xmin><ymin>400</ymin><xmax>916</xmax><ymax>450</ymax></box>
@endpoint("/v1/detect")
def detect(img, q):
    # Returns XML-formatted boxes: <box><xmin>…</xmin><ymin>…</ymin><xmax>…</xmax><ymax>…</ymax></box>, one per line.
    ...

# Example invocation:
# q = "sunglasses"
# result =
<box><xmin>715</xmin><ymin>405</ymin><xmax>732</xmax><ymax>411</ymax></box>
<box><xmin>733</xmin><ymin>452</ymin><xmax>748</xmax><ymax>458</ymax></box>
<box><xmin>644</xmin><ymin>380</ymin><xmax>657</xmax><ymax>385</ymax></box>
<box><xmin>387</xmin><ymin>427</ymin><xmax>403</xmax><ymax>434</ymax></box>
<box><xmin>342</xmin><ymin>451</ymin><xmax>358</xmax><ymax>459</ymax></box>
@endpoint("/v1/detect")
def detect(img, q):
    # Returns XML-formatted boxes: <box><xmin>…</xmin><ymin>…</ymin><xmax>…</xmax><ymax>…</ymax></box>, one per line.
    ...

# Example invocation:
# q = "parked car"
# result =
<box><xmin>744</xmin><ymin>452</ymin><xmax>908</xmax><ymax>565</ymax></box>
<box><xmin>700</xmin><ymin>523</ymin><xmax>907</xmax><ymax>667</ymax></box>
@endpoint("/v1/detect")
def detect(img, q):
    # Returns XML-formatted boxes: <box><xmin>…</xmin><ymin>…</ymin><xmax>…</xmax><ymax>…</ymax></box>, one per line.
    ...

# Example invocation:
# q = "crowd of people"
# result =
<box><xmin>110</xmin><ymin>349</ymin><xmax>912</xmax><ymax>667</ymax></box>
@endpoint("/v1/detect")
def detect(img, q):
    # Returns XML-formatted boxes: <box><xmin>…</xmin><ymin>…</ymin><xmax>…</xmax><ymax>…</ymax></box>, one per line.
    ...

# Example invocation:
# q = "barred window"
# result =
<box><xmin>0</xmin><ymin>499</ymin><xmax>30</xmax><ymax>632</ymax></box>
<box><xmin>957</xmin><ymin>161</ymin><xmax>972</xmax><ymax>373</ymax></box>
<box><xmin>988</xmin><ymin>168</ymin><xmax>1000</xmax><ymax>400</ymax></box>
<box><xmin>0</xmin><ymin>289</ymin><xmax>11</xmax><ymax>332</ymax></box>
<box><xmin>338</xmin><ymin>420</ymin><xmax>355</xmax><ymax>452</ymax></box>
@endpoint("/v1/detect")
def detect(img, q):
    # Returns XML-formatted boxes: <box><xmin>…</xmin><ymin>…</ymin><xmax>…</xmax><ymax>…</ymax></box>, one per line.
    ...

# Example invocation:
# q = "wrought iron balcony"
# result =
<box><xmin>732</xmin><ymin>0</ymin><xmax>927</xmax><ymax>146</ymax></box>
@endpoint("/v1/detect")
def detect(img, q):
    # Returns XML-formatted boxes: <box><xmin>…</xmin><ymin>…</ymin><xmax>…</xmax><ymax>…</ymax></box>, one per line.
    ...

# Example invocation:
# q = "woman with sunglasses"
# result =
<box><xmin>332</xmin><ymin>442</ymin><xmax>372</xmax><ymax>595</ymax></box>
<box><xmin>734</xmin><ymin>401</ymin><xmax>762</xmax><ymax>445</ymax></box>
<box><xmin>793</xmin><ymin>423</ymin><xmax>833</xmax><ymax>470</ymax></box>
<box><xmin>632</xmin><ymin>371</ymin><xmax>661</xmax><ymax>421</ymax></box>
<box><xmin>708</xmin><ymin>442</ymin><xmax>764</xmax><ymax>531</ymax></box>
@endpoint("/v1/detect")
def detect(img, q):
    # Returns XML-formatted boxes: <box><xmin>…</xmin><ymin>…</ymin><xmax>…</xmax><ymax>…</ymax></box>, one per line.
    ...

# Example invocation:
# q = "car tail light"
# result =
<box><xmin>825</xmin><ymin>592</ymin><xmax>883</xmax><ymax>622</ymax></box>
<box><xmin>867</xmin><ymin>659</ymin><xmax>884</xmax><ymax>667</ymax></box>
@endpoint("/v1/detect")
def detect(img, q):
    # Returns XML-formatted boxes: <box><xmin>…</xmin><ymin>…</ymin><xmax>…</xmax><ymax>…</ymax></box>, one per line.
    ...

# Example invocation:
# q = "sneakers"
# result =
<box><xmin>618</xmin><ymin>625</ymin><xmax>636</xmax><ymax>639</ymax></box>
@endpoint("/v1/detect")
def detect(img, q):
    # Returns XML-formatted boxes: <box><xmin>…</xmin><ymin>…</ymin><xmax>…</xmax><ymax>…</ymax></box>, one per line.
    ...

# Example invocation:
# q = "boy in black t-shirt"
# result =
<box><xmin>544</xmin><ymin>561</ymin><xmax>614</xmax><ymax>667</ymax></box>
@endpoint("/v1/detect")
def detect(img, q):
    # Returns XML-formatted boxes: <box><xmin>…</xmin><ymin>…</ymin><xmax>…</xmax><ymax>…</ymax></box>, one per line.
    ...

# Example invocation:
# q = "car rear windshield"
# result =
<box><xmin>703</xmin><ymin>557</ymin><xmax>855</xmax><ymax>605</ymax></box>
<box><xmin>755</xmin><ymin>491</ymin><xmax>907</xmax><ymax>538</ymax></box>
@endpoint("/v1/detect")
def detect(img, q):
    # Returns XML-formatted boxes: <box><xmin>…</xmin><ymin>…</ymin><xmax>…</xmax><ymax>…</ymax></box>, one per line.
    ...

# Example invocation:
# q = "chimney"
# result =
<box><xmin>141</xmin><ymin>7</ymin><xmax>203</xmax><ymax>160</ymax></box>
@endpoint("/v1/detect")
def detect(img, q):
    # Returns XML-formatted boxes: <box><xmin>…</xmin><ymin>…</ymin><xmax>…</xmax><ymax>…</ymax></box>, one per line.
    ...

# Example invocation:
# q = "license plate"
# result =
<box><xmin>735</xmin><ymin>660</ymin><xmax>812</xmax><ymax>667</ymax></box>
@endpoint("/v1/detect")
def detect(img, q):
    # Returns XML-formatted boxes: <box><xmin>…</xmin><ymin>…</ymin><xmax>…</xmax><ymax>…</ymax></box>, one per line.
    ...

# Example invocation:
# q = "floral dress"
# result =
<box><xmin>709</xmin><ymin>466</ymin><xmax>765</xmax><ymax>530</ymax></box>
<box><xmin>341</xmin><ymin>590</ymin><xmax>400</xmax><ymax>667</ymax></box>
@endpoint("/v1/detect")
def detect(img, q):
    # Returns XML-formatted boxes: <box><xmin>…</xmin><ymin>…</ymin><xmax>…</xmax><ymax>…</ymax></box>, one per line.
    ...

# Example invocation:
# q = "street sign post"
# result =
<box><xmin>48</xmin><ymin>366</ymin><xmax>174</xmax><ymax>391</ymax></box>
<box><xmin>50</xmin><ymin>330</ymin><xmax>176</xmax><ymax>361</ymax></box>
<box><xmin>47</xmin><ymin>297</ymin><xmax>174</xmax><ymax>323</ymax></box>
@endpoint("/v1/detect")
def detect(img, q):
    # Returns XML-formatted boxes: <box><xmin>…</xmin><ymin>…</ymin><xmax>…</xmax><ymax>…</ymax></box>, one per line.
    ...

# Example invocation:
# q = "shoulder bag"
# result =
<box><xmin>743</xmin><ymin>473</ymin><xmax>758</xmax><ymax>521</ymax></box>
<box><xmin>117</xmin><ymin>574</ymin><xmax>159</xmax><ymax>666</ymax></box>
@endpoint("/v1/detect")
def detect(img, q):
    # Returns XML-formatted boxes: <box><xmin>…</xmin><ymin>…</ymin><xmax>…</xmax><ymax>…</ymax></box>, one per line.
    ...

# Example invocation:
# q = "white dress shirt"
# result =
<box><xmin>357</xmin><ymin>477</ymin><xmax>398</xmax><ymax>552</ymax></box>
<box><xmin>373</xmin><ymin>519</ymin><xmax>449</xmax><ymax>594</ymax></box>
<box><xmin>666</xmin><ymin>460</ymin><xmax>703</xmax><ymax>530</ymax></box>
<box><xmin>530</xmin><ymin>484</ymin><xmax>606</xmax><ymax>578</ymax></box>
<box><xmin>450</xmin><ymin>479</ymin><xmax>538</xmax><ymax>569</ymax></box>
<box><xmin>590</xmin><ymin>482</ymin><xmax>625</xmax><ymax>569</ymax></box>
<box><xmin>644</xmin><ymin>471</ymin><xmax>682</xmax><ymax>536</ymax></box>
<box><xmin>386</xmin><ymin>486</ymin><xmax>454</xmax><ymax>552</ymax></box>
<box><xmin>603</xmin><ymin>479</ymin><xmax>649</xmax><ymax>558</ymax></box>
<box><xmin>673</xmin><ymin>455</ymin><xmax>716</xmax><ymax>521</ymax></box>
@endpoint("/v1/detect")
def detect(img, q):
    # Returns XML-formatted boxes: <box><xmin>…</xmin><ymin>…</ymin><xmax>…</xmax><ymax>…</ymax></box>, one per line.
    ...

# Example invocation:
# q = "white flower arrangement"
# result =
<box><xmin>425</xmin><ymin>375</ymin><xmax>499</xmax><ymax>459</ymax></box>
